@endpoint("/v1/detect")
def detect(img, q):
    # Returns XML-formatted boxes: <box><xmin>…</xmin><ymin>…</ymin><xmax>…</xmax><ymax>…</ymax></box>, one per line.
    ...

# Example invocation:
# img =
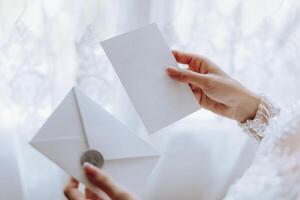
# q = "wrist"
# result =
<box><xmin>235</xmin><ymin>92</ymin><xmax>260</xmax><ymax>123</ymax></box>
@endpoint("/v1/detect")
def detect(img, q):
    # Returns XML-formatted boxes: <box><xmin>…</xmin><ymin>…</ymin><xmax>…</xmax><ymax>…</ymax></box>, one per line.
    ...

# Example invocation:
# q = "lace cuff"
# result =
<box><xmin>238</xmin><ymin>95</ymin><xmax>280</xmax><ymax>142</ymax></box>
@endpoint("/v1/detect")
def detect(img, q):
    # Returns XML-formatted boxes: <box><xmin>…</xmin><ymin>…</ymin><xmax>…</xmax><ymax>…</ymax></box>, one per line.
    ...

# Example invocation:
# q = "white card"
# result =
<box><xmin>101</xmin><ymin>23</ymin><xmax>199</xmax><ymax>133</ymax></box>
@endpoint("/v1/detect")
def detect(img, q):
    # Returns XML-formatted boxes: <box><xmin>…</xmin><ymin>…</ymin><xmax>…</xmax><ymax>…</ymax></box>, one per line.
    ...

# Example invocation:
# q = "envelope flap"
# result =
<box><xmin>31</xmin><ymin>136</ymin><xmax>89</xmax><ymax>186</ymax></box>
<box><xmin>30</xmin><ymin>87</ymin><xmax>90</xmax><ymax>186</ymax></box>
<box><xmin>74</xmin><ymin>88</ymin><xmax>159</xmax><ymax>160</ymax></box>
<box><xmin>32</xmin><ymin>88</ymin><xmax>86</xmax><ymax>142</ymax></box>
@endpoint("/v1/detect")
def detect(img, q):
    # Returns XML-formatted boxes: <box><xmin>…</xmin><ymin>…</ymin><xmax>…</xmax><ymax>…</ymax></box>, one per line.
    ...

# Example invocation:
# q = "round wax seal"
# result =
<box><xmin>81</xmin><ymin>149</ymin><xmax>104</xmax><ymax>168</ymax></box>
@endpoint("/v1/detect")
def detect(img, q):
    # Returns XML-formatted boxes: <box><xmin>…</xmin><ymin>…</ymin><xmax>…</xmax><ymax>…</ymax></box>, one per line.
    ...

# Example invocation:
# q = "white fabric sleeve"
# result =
<box><xmin>225</xmin><ymin>102</ymin><xmax>300</xmax><ymax>200</ymax></box>
<box><xmin>239</xmin><ymin>95</ymin><xmax>280</xmax><ymax>142</ymax></box>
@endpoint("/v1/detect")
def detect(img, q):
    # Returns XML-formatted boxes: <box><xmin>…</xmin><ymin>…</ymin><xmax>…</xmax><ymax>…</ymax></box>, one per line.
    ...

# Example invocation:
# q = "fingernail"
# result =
<box><xmin>83</xmin><ymin>162</ymin><xmax>92</xmax><ymax>168</ymax></box>
<box><xmin>84</xmin><ymin>163</ymin><xmax>96</xmax><ymax>177</ymax></box>
<box><xmin>166</xmin><ymin>66</ymin><xmax>180</xmax><ymax>76</ymax></box>
<box><xmin>84</xmin><ymin>162</ymin><xmax>95</xmax><ymax>174</ymax></box>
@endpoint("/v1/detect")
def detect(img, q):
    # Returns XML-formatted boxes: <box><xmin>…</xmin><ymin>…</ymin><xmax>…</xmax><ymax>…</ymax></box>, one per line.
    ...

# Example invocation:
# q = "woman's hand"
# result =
<box><xmin>64</xmin><ymin>163</ymin><xmax>136</xmax><ymax>200</ymax></box>
<box><xmin>167</xmin><ymin>50</ymin><xmax>260</xmax><ymax>123</ymax></box>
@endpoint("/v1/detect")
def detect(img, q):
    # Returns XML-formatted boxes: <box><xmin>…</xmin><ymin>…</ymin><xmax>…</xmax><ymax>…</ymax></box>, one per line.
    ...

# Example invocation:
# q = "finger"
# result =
<box><xmin>166</xmin><ymin>66</ymin><xmax>211</xmax><ymax>90</ymax></box>
<box><xmin>85</xmin><ymin>188</ymin><xmax>103</xmax><ymax>200</ymax></box>
<box><xmin>192</xmin><ymin>87</ymin><xmax>203</xmax><ymax>102</ymax></box>
<box><xmin>70</xmin><ymin>177</ymin><xmax>80</xmax><ymax>187</ymax></box>
<box><xmin>64</xmin><ymin>189</ymin><xmax>84</xmax><ymax>200</ymax></box>
<box><xmin>172</xmin><ymin>50</ymin><xmax>223</xmax><ymax>75</ymax></box>
<box><xmin>172</xmin><ymin>50</ymin><xmax>207</xmax><ymax>73</ymax></box>
<box><xmin>188</xmin><ymin>84</ymin><xmax>202</xmax><ymax>101</ymax></box>
<box><xmin>64</xmin><ymin>177</ymin><xmax>79</xmax><ymax>191</ymax></box>
<box><xmin>172</xmin><ymin>50</ymin><xmax>196</xmax><ymax>64</ymax></box>
<box><xmin>189</xmin><ymin>83</ymin><xmax>198</xmax><ymax>91</ymax></box>
<box><xmin>64</xmin><ymin>178</ymin><xmax>84</xmax><ymax>200</ymax></box>
<box><xmin>84</xmin><ymin>163</ymin><xmax>121</xmax><ymax>199</ymax></box>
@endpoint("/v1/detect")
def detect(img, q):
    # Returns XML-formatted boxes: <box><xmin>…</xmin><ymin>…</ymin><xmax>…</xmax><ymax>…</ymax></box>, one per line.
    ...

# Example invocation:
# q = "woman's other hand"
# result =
<box><xmin>64</xmin><ymin>163</ymin><xmax>136</xmax><ymax>200</ymax></box>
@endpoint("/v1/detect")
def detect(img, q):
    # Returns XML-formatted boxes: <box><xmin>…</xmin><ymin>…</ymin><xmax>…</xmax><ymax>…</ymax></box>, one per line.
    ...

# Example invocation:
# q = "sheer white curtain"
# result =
<box><xmin>1</xmin><ymin>0</ymin><xmax>300</xmax><ymax>199</ymax></box>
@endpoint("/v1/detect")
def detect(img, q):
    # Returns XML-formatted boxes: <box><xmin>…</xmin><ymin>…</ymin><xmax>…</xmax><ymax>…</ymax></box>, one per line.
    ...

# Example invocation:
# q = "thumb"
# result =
<box><xmin>166</xmin><ymin>66</ymin><xmax>211</xmax><ymax>90</ymax></box>
<box><xmin>84</xmin><ymin>163</ymin><xmax>120</xmax><ymax>198</ymax></box>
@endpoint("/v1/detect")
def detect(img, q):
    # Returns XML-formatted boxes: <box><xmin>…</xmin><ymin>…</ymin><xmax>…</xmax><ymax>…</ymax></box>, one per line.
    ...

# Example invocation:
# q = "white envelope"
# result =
<box><xmin>30</xmin><ymin>87</ymin><xmax>160</xmax><ymax>196</ymax></box>
<box><xmin>101</xmin><ymin>23</ymin><xmax>199</xmax><ymax>133</ymax></box>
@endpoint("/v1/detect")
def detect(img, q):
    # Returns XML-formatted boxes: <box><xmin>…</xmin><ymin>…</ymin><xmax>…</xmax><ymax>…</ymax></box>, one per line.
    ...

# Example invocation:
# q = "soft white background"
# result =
<box><xmin>1</xmin><ymin>0</ymin><xmax>300</xmax><ymax>199</ymax></box>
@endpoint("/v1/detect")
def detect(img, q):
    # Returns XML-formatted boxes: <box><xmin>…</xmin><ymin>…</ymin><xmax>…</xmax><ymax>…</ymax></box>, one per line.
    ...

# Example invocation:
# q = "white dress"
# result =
<box><xmin>225</xmin><ymin>102</ymin><xmax>300</xmax><ymax>199</ymax></box>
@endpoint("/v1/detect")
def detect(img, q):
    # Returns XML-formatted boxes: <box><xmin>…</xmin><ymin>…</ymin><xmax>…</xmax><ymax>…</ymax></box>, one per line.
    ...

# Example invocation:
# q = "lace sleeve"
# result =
<box><xmin>225</xmin><ymin>102</ymin><xmax>300</xmax><ymax>199</ymax></box>
<box><xmin>239</xmin><ymin>95</ymin><xmax>280</xmax><ymax>142</ymax></box>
